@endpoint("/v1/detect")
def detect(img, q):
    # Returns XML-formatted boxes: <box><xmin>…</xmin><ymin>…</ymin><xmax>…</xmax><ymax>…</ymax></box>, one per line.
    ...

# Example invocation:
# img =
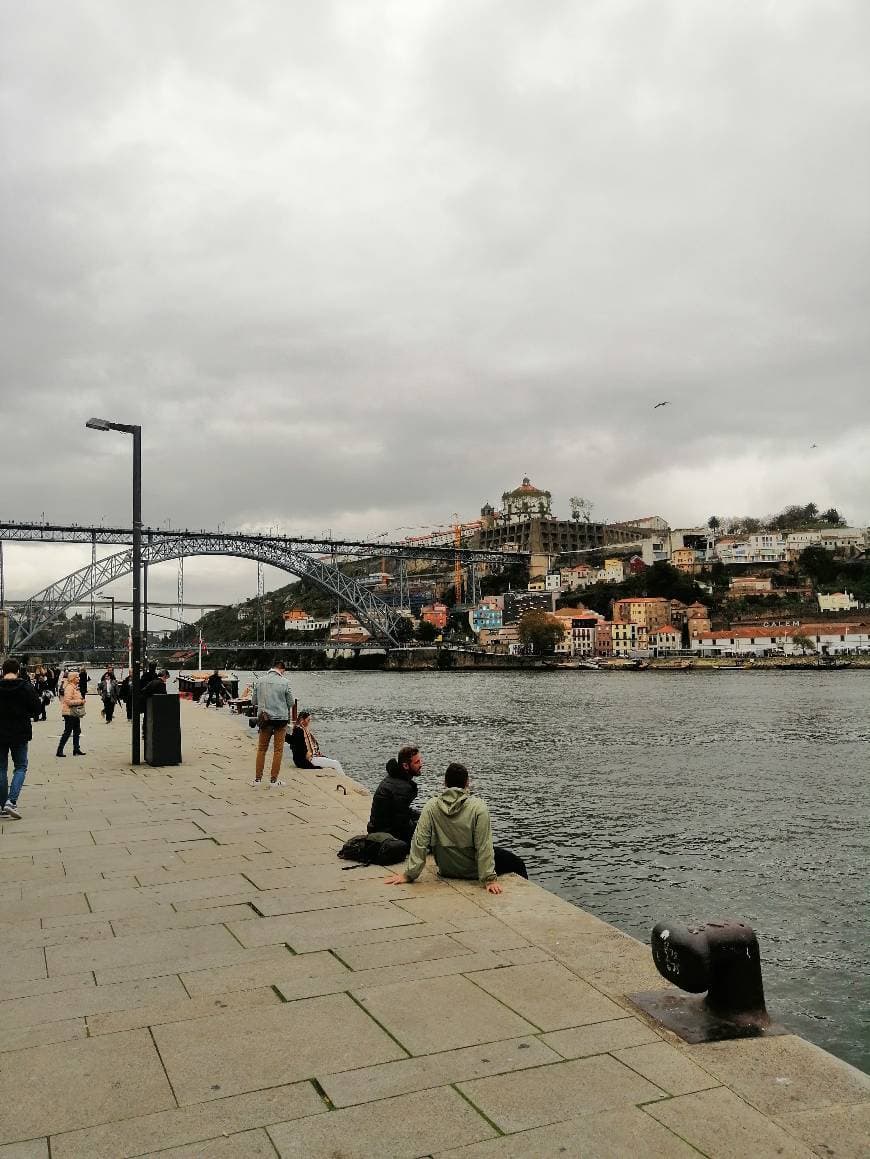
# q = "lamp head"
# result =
<box><xmin>86</xmin><ymin>417</ymin><xmax>112</xmax><ymax>431</ymax></box>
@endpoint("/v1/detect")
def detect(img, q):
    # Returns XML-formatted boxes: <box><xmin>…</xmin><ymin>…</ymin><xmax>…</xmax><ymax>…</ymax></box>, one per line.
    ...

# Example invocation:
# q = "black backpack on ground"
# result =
<box><xmin>337</xmin><ymin>831</ymin><xmax>409</xmax><ymax>866</ymax></box>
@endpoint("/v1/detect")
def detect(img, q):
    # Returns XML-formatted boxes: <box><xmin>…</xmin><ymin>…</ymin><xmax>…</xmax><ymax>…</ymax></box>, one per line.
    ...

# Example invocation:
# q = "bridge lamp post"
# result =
<box><xmin>86</xmin><ymin>417</ymin><xmax>143</xmax><ymax>765</ymax></box>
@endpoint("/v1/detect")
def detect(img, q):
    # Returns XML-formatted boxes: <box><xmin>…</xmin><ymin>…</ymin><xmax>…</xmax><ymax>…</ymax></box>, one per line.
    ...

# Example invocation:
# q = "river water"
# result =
<box><xmin>194</xmin><ymin>668</ymin><xmax>869</xmax><ymax>1072</ymax></box>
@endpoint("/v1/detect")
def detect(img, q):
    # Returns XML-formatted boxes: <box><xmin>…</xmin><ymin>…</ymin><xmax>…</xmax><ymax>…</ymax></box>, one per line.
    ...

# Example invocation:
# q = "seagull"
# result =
<box><xmin>810</xmin><ymin>443</ymin><xmax>818</xmax><ymax>449</ymax></box>
<box><xmin>653</xmin><ymin>401</ymin><xmax>670</xmax><ymax>409</ymax></box>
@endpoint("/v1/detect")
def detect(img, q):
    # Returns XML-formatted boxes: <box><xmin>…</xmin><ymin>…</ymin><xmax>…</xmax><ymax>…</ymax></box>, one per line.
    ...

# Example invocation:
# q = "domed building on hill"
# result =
<box><xmin>501</xmin><ymin>477</ymin><xmax>552</xmax><ymax>520</ymax></box>
<box><xmin>473</xmin><ymin>477</ymin><xmax>648</xmax><ymax>574</ymax></box>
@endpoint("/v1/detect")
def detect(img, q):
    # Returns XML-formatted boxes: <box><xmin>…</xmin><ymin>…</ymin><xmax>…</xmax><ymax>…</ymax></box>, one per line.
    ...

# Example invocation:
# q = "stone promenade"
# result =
<box><xmin>1</xmin><ymin>701</ymin><xmax>867</xmax><ymax>1158</ymax></box>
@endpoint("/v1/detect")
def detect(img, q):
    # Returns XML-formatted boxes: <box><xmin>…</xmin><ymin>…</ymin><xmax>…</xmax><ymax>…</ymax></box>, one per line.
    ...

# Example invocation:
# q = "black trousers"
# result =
<box><xmin>493</xmin><ymin>846</ymin><xmax>528</xmax><ymax>879</ymax></box>
<box><xmin>102</xmin><ymin>696</ymin><xmax>115</xmax><ymax>722</ymax></box>
<box><xmin>57</xmin><ymin>717</ymin><xmax>82</xmax><ymax>753</ymax></box>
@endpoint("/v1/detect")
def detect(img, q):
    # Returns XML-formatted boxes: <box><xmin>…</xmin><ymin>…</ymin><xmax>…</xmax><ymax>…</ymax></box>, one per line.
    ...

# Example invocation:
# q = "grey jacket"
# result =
<box><xmin>251</xmin><ymin>669</ymin><xmax>293</xmax><ymax>723</ymax></box>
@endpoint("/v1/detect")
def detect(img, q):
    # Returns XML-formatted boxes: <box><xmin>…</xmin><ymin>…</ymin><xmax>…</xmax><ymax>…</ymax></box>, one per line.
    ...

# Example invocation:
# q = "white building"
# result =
<box><xmin>641</xmin><ymin>528</ymin><xmax>714</xmax><ymax>567</ymax></box>
<box><xmin>692</xmin><ymin>623</ymin><xmax>870</xmax><ymax>656</ymax></box>
<box><xmin>818</xmin><ymin>591</ymin><xmax>863</xmax><ymax>612</ymax></box>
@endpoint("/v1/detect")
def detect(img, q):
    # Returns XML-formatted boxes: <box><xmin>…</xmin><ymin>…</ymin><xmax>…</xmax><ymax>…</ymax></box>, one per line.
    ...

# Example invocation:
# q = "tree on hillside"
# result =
<box><xmin>707</xmin><ymin>515</ymin><xmax>721</xmax><ymax>530</ymax></box>
<box><xmin>518</xmin><ymin>610</ymin><xmax>565</xmax><ymax>654</ymax></box>
<box><xmin>821</xmin><ymin>507</ymin><xmax>844</xmax><ymax>525</ymax></box>
<box><xmin>799</xmin><ymin>545</ymin><xmax>839</xmax><ymax>585</ymax></box>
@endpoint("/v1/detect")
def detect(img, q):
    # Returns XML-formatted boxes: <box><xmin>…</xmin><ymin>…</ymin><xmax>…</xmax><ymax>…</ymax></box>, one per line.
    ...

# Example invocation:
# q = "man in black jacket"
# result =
<box><xmin>0</xmin><ymin>658</ymin><xmax>42</xmax><ymax>820</ymax></box>
<box><xmin>367</xmin><ymin>745</ymin><xmax>423</xmax><ymax>843</ymax></box>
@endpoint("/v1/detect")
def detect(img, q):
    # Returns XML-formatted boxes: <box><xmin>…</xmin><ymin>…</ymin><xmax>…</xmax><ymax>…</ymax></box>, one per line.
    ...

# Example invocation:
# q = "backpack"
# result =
<box><xmin>337</xmin><ymin>831</ymin><xmax>409</xmax><ymax>866</ymax></box>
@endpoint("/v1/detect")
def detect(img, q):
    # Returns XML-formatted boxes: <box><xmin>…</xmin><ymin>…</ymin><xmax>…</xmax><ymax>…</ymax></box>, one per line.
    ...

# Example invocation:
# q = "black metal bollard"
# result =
<box><xmin>629</xmin><ymin>919</ymin><xmax>784</xmax><ymax>1043</ymax></box>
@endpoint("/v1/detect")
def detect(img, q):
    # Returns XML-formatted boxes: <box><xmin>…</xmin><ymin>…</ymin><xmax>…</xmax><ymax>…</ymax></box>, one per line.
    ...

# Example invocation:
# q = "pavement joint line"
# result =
<box><xmin>345</xmin><ymin>990</ymin><xmax>413</xmax><ymax>1058</ymax></box>
<box><xmin>148</xmin><ymin>1024</ymin><xmax>181</xmax><ymax>1110</ymax></box>
<box><xmin>327</xmin><ymin>948</ymin><xmax>352</xmax><ymax>971</ymax></box>
<box><xmin>309</xmin><ymin>1077</ymin><xmax>336</xmax><ymax>1110</ymax></box>
<box><xmin>450</xmin><ymin>1082</ymin><xmax>506</xmax><ymax>1137</ymax></box>
<box><xmin>461</xmin><ymin>968</ymin><xmax>546</xmax><ymax>1033</ymax></box>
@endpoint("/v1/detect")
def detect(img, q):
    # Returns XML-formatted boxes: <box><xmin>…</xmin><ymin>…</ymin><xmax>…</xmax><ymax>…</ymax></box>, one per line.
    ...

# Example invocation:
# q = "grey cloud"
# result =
<box><xmin>1</xmin><ymin>0</ymin><xmax>869</xmax><ymax>601</ymax></box>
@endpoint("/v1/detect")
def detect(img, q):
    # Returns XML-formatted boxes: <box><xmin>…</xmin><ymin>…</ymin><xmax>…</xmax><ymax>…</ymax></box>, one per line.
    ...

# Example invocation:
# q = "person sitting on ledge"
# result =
<box><xmin>367</xmin><ymin>744</ymin><xmax>422</xmax><ymax>844</ymax></box>
<box><xmin>385</xmin><ymin>762</ymin><xmax>527</xmax><ymax>894</ymax></box>
<box><xmin>289</xmin><ymin>710</ymin><xmax>344</xmax><ymax>774</ymax></box>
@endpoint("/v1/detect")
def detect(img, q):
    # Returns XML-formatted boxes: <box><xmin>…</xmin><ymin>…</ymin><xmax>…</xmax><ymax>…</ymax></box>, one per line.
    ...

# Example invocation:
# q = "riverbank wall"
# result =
<box><xmin>0</xmin><ymin>701</ymin><xmax>867</xmax><ymax>1155</ymax></box>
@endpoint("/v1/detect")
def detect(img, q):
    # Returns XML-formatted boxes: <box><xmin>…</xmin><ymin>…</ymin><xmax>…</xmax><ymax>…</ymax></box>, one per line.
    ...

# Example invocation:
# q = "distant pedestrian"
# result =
<box><xmin>56</xmin><ymin>672</ymin><xmax>86</xmax><ymax>758</ymax></box>
<box><xmin>0</xmin><ymin>658</ymin><xmax>42</xmax><ymax>819</ymax></box>
<box><xmin>98</xmin><ymin>665</ymin><xmax>119</xmax><ymax>723</ymax></box>
<box><xmin>78</xmin><ymin>667</ymin><xmax>89</xmax><ymax>698</ymax></box>
<box><xmin>142</xmin><ymin>669</ymin><xmax>169</xmax><ymax>700</ymax></box>
<box><xmin>250</xmin><ymin>660</ymin><xmax>293</xmax><ymax>787</ymax></box>
<box><xmin>118</xmin><ymin>673</ymin><xmax>132</xmax><ymax>720</ymax></box>
<box><xmin>290</xmin><ymin>710</ymin><xmax>344</xmax><ymax>774</ymax></box>
<box><xmin>205</xmin><ymin>670</ymin><xmax>229</xmax><ymax>708</ymax></box>
<box><xmin>33</xmin><ymin>668</ymin><xmax>50</xmax><ymax>722</ymax></box>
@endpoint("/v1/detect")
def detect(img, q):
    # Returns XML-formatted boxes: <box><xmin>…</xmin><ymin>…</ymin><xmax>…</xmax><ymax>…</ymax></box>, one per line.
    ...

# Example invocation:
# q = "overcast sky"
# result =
<box><xmin>2</xmin><ymin>1</ymin><xmax>869</xmax><ymax>608</ymax></box>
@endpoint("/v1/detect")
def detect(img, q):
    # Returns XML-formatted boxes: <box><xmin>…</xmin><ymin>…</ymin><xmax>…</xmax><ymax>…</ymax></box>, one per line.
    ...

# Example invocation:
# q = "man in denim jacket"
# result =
<box><xmin>251</xmin><ymin>660</ymin><xmax>293</xmax><ymax>787</ymax></box>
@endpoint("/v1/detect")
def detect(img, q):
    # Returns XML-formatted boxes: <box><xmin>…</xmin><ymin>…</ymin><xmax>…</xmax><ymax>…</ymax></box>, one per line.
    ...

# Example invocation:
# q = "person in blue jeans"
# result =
<box><xmin>0</xmin><ymin>657</ymin><xmax>42</xmax><ymax>820</ymax></box>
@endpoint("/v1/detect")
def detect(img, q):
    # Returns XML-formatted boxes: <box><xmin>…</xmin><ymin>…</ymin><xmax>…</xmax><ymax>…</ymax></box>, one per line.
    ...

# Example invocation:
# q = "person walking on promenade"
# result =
<box><xmin>250</xmin><ymin>660</ymin><xmax>293</xmax><ymax>787</ymax></box>
<box><xmin>56</xmin><ymin>671</ymin><xmax>86</xmax><ymax>758</ymax></box>
<box><xmin>78</xmin><ymin>667</ymin><xmax>89</xmax><ymax>699</ymax></box>
<box><xmin>118</xmin><ymin>672</ymin><xmax>132</xmax><ymax>720</ymax></box>
<box><xmin>33</xmin><ymin>667</ymin><xmax>50</xmax><ymax>722</ymax></box>
<box><xmin>368</xmin><ymin>745</ymin><xmax>423</xmax><ymax>844</ymax></box>
<box><xmin>385</xmin><ymin>762</ymin><xmax>527</xmax><ymax>894</ymax></box>
<box><xmin>290</xmin><ymin>710</ymin><xmax>345</xmax><ymax>774</ymax></box>
<box><xmin>0</xmin><ymin>658</ymin><xmax>43</xmax><ymax>819</ymax></box>
<box><xmin>98</xmin><ymin>665</ymin><xmax>119</xmax><ymax>723</ymax></box>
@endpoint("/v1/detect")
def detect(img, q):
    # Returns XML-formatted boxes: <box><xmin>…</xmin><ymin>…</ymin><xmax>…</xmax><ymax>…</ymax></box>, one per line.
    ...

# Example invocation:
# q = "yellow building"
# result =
<box><xmin>671</xmin><ymin>548</ymin><xmax>697</xmax><ymax>575</ymax></box>
<box><xmin>611</xmin><ymin>620</ymin><xmax>648</xmax><ymax>657</ymax></box>
<box><xmin>612</xmin><ymin>597</ymin><xmax>671</xmax><ymax>632</ymax></box>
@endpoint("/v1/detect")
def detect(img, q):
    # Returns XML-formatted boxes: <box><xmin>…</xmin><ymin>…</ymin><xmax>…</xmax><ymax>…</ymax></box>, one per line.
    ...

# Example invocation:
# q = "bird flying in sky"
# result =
<box><xmin>810</xmin><ymin>443</ymin><xmax>818</xmax><ymax>448</ymax></box>
<box><xmin>653</xmin><ymin>401</ymin><xmax>670</xmax><ymax>409</ymax></box>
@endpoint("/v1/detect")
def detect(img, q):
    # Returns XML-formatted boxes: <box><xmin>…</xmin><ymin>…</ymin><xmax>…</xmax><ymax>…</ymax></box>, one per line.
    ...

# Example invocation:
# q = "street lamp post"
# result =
<box><xmin>86</xmin><ymin>417</ymin><xmax>143</xmax><ymax>765</ymax></box>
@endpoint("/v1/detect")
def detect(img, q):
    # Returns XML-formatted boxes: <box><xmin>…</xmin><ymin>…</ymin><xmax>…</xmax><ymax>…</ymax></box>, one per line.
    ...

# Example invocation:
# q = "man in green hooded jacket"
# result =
<box><xmin>385</xmin><ymin>763</ymin><xmax>527</xmax><ymax>894</ymax></box>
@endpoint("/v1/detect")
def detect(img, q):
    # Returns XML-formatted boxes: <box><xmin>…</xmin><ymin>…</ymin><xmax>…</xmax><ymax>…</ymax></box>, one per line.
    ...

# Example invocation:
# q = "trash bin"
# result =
<box><xmin>144</xmin><ymin>694</ymin><xmax>182</xmax><ymax>766</ymax></box>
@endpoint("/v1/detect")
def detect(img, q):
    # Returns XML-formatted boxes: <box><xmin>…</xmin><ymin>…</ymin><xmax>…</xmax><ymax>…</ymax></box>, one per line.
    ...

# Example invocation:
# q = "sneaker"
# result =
<box><xmin>268</xmin><ymin>779</ymin><xmax>286</xmax><ymax>788</ymax></box>
<box><xmin>249</xmin><ymin>779</ymin><xmax>262</xmax><ymax>786</ymax></box>
<box><xmin>4</xmin><ymin>803</ymin><xmax>21</xmax><ymax>819</ymax></box>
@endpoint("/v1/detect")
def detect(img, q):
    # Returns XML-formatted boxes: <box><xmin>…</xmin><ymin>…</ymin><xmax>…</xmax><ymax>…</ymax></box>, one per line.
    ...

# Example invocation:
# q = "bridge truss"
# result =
<box><xmin>1</xmin><ymin>524</ymin><xmax>520</xmax><ymax>654</ymax></box>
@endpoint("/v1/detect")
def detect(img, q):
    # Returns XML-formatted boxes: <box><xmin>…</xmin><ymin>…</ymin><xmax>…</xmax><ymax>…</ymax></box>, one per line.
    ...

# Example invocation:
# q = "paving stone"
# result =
<box><xmin>2</xmin><ymin>973</ymin><xmax>94</xmax><ymax>1003</ymax></box>
<box><xmin>355</xmin><ymin>974</ymin><xmax>537</xmax><ymax>1054</ymax></box>
<box><xmin>687</xmin><ymin>1035</ymin><xmax>870</xmax><ymax>1116</ymax></box>
<box><xmin>153</xmin><ymin>993</ymin><xmax>406</xmax><ymax>1104</ymax></box>
<box><xmin>0</xmin><ymin>1019</ymin><xmax>87</xmax><ymax>1055</ymax></box>
<box><xmin>94</xmin><ymin>942</ymin><xmax>285</xmax><ymax>986</ymax></box>
<box><xmin>181</xmin><ymin>948</ymin><xmax>349</xmax><ymax>999</ymax></box>
<box><xmin>249</xmin><ymin>882</ymin><xmax>417</xmax><ymax>917</ymax></box>
<box><xmin>457</xmin><ymin>1055</ymin><xmax>666</xmax><ymax>1133</ymax></box>
<box><xmin>645</xmin><ymin>1086</ymin><xmax>819</xmax><ymax>1158</ymax></box>
<box><xmin>3</xmin><ymin>948</ymin><xmax>45</xmax><ymax>984</ymax></box>
<box><xmin>46</xmin><ymin>921</ymin><xmax>239</xmax><ymax>975</ymax></box>
<box><xmin>320</xmin><ymin>1035</ymin><xmax>561</xmax><ymax>1107</ymax></box>
<box><xmin>86</xmin><ymin>985</ymin><xmax>281</xmax><ymax>1035</ymax></box>
<box><xmin>466</xmin><ymin>960</ymin><xmax>624</xmax><ymax>1031</ymax></box>
<box><xmin>394</xmin><ymin>893</ymin><xmax>491</xmax><ymax>929</ymax></box>
<box><xmin>242</xmin><ymin>863</ymin><xmax>386</xmax><ymax>892</ymax></box>
<box><xmin>0</xmin><ymin>893</ymin><xmax>90</xmax><ymax>921</ymax></box>
<box><xmin>433</xmin><ymin>1105</ymin><xmax>700</xmax><ymax>1157</ymax></box>
<box><xmin>228</xmin><ymin>901</ymin><xmax>420</xmax><ymax>951</ymax></box>
<box><xmin>5</xmin><ymin>921</ymin><xmax>116</xmax><ymax>951</ymax></box>
<box><xmin>110</xmin><ymin>903</ymin><xmax>256</xmax><ymax>937</ymax></box>
<box><xmin>0</xmin><ymin>1140</ymin><xmax>49</xmax><ymax>1159</ymax></box>
<box><xmin>335</xmin><ymin>933</ymin><xmax>473</xmax><ymax>971</ymax></box>
<box><xmin>450</xmin><ymin>926</ymin><xmax>533</xmax><ymax>954</ymax></box>
<box><xmin>327</xmin><ymin>920</ymin><xmax>457</xmax><ymax>952</ymax></box>
<box><xmin>0</xmin><ymin>1029</ymin><xmax>174</xmax><ymax>1144</ymax></box>
<box><xmin>138</xmin><ymin>1128</ymin><xmax>276</xmax><ymax>1157</ymax></box>
<box><xmin>267</xmin><ymin>1086</ymin><xmax>496</xmax><ymax>1157</ymax></box>
<box><xmin>91</xmin><ymin>821</ymin><xmax>206</xmax><ymax>845</ymax></box>
<box><xmin>614</xmin><ymin>1040</ymin><xmax>721</xmax><ymax>1095</ymax></box>
<box><xmin>775</xmin><ymin>1101</ymin><xmax>870</xmax><ymax>1159</ymax></box>
<box><xmin>50</xmin><ymin>1081</ymin><xmax>325</xmax><ymax>1159</ymax></box>
<box><xmin>540</xmin><ymin>1016</ymin><xmax>663</xmax><ymax>1058</ymax></box>
<box><xmin>0</xmin><ymin>973</ymin><xmax>187</xmax><ymax>1029</ymax></box>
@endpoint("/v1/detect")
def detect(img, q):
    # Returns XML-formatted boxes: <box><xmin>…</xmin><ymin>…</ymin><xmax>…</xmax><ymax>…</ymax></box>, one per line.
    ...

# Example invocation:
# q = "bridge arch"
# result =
<box><xmin>7</xmin><ymin>534</ymin><xmax>403</xmax><ymax>652</ymax></box>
